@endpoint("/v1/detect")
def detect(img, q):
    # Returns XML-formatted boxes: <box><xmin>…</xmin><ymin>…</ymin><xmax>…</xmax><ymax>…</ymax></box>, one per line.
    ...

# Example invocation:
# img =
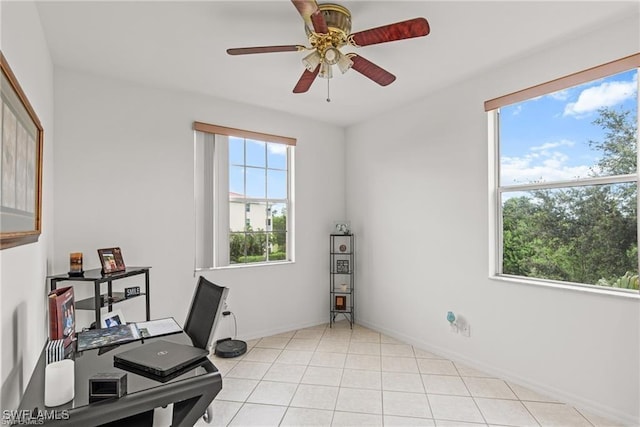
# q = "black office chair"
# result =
<box><xmin>184</xmin><ymin>276</ymin><xmax>229</xmax><ymax>351</ymax></box>
<box><xmin>183</xmin><ymin>276</ymin><xmax>229</xmax><ymax>424</ymax></box>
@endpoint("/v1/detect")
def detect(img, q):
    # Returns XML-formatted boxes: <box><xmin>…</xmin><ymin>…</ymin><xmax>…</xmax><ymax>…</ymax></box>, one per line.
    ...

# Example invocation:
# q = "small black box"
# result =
<box><xmin>89</xmin><ymin>372</ymin><xmax>127</xmax><ymax>403</ymax></box>
<box><xmin>124</xmin><ymin>286</ymin><xmax>140</xmax><ymax>298</ymax></box>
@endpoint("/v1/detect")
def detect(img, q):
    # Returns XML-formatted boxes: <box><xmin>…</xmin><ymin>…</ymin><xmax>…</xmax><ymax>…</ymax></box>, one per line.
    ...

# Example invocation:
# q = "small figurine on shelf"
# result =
<box><xmin>334</xmin><ymin>221</ymin><xmax>351</xmax><ymax>235</ymax></box>
<box><xmin>69</xmin><ymin>252</ymin><xmax>84</xmax><ymax>277</ymax></box>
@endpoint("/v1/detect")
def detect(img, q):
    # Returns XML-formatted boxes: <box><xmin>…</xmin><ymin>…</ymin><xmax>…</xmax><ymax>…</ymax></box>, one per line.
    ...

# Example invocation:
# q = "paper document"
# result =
<box><xmin>136</xmin><ymin>317</ymin><xmax>183</xmax><ymax>338</ymax></box>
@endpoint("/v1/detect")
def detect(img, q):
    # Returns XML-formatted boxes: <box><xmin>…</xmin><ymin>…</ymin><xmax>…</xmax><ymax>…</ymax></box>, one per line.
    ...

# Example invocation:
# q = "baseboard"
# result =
<box><xmin>357</xmin><ymin>318</ymin><xmax>639</xmax><ymax>426</ymax></box>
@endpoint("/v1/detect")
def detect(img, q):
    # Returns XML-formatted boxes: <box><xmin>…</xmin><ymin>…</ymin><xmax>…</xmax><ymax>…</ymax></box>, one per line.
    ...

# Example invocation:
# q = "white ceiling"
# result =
<box><xmin>36</xmin><ymin>1</ymin><xmax>637</xmax><ymax>127</ymax></box>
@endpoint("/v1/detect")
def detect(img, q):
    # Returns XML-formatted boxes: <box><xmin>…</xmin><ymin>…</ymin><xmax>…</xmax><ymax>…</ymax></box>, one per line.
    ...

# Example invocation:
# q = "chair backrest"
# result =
<box><xmin>183</xmin><ymin>276</ymin><xmax>229</xmax><ymax>350</ymax></box>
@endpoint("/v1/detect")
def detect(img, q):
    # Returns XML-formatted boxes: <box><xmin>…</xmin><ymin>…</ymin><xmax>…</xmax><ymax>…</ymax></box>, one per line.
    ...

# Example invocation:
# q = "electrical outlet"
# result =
<box><xmin>460</xmin><ymin>323</ymin><xmax>471</xmax><ymax>337</ymax></box>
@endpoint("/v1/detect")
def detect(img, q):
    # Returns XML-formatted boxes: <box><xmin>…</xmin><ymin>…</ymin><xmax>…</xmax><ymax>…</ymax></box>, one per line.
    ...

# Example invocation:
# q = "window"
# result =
<box><xmin>194</xmin><ymin>122</ymin><xmax>295</xmax><ymax>268</ymax></box>
<box><xmin>487</xmin><ymin>54</ymin><xmax>639</xmax><ymax>293</ymax></box>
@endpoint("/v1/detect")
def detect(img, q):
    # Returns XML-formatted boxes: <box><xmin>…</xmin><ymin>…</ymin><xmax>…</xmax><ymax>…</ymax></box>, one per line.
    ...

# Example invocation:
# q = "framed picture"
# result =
<box><xmin>333</xmin><ymin>220</ymin><xmax>351</xmax><ymax>235</ymax></box>
<box><xmin>335</xmin><ymin>295</ymin><xmax>346</xmax><ymax>311</ymax></box>
<box><xmin>336</xmin><ymin>259</ymin><xmax>350</xmax><ymax>274</ymax></box>
<box><xmin>69</xmin><ymin>252</ymin><xmax>84</xmax><ymax>276</ymax></box>
<box><xmin>97</xmin><ymin>247</ymin><xmax>126</xmax><ymax>274</ymax></box>
<box><xmin>0</xmin><ymin>52</ymin><xmax>44</xmax><ymax>250</ymax></box>
<box><xmin>101</xmin><ymin>309</ymin><xmax>126</xmax><ymax>329</ymax></box>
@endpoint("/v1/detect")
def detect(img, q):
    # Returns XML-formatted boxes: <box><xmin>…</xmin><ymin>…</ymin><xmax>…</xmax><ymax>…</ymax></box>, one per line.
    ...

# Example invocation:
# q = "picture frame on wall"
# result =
<box><xmin>97</xmin><ymin>247</ymin><xmax>126</xmax><ymax>274</ymax></box>
<box><xmin>0</xmin><ymin>52</ymin><xmax>44</xmax><ymax>250</ymax></box>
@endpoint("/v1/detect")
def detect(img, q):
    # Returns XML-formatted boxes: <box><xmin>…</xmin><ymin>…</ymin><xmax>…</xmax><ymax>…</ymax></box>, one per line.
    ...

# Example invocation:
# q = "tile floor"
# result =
<box><xmin>181</xmin><ymin>321</ymin><xmax>623</xmax><ymax>427</ymax></box>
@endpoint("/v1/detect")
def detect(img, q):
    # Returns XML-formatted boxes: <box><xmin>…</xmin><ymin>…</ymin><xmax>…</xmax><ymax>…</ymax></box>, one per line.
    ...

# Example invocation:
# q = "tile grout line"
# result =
<box><xmin>415</xmin><ymin>343</ymin><xmax>436</xmax><ymax>423</ymax></box>
<box><xmin>455</xmin><ymin>360</ymin><xmax>490</xmax><ymax>426</ymax></box>
<box><xmin>504</xmin><ymin>381</ymin><xmax>542</xmax><ymax>427</ymax></box>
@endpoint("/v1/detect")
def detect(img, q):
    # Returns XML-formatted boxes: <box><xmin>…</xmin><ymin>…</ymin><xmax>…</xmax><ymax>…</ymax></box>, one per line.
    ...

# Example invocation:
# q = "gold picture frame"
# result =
<box><xmin>1</xmin><ymin>51</ymin><xmax>44</xmax><ymax>250</ymax></box>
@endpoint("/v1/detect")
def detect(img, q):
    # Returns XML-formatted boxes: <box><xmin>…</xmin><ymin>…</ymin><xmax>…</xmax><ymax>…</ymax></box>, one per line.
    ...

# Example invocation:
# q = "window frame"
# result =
<box><xmin>194</xmin><ymin>122</ymin><xmax>295</xmax><ymax>270</ymax></box>
<box><xmin>487</xmin><ymin>54</ymin><xmax>640</xmax><ymax>295</ymax></box>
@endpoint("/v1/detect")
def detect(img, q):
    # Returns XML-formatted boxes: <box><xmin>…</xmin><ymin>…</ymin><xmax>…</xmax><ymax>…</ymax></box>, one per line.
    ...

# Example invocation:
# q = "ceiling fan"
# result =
<box><xmin>226</xmin><ymin>0</ymin><xmax>430</xmax><ymax>97</ymax></box>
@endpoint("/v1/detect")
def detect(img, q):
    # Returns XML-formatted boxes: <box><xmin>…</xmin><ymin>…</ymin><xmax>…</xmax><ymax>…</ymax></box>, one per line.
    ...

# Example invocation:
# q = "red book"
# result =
<box><xmin>48</xmin><ymin>286</ymin><xmax>75</xmax><ymax>347</ymax></box>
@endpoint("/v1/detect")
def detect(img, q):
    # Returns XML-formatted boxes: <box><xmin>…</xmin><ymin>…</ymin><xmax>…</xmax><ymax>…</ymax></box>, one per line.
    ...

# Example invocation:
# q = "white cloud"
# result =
<box><xmin>548</xmin><ymin>89</ymin><xmax>570</xmax><ymax>101</ymax></box>
<box><xmin>563</xmin><ymin>74</ymin><xmax>637</xmax><ymax>117</ymax></box>
<box><xmin>268</xmin><ymin>143</ymin><xmax>287</xmax><ymax>155</ymax></box>
<box><xmin>512</xmin><ymin>105</ymin><xmax>522</xmax><ymax>115</ymax></box>
<box><xmin>501</xmin><ymin>139</ymin><xmax>591</xmax><ymax>185</ymax></box>
<box><xmin>530</xmin><ymin>140</ymin><xmax>574</xmax><ymax>152</ymax></box>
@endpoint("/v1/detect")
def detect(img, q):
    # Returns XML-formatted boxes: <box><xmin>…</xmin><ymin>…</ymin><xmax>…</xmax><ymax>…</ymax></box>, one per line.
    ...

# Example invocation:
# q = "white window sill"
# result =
<box><xmin>490</xmin><ymin>274</ymin><xmax>640</xmax><ymax>300</ymax></box>
<box><xmin>196</xmin><ymin>260</ymin><xmax>295</xmax><ymax>272</ymax></box>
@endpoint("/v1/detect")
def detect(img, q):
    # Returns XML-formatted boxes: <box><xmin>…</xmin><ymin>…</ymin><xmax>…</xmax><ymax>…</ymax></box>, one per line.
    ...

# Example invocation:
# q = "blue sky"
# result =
<box><xmin>500</xmin><ymin>69</ymin><xmax>638</xmax><ymax>186</ymax></box>
<box><xmin>229</xmin><ymin>137</ymin><xmax>288</xmax><ymax>200</ymax></box>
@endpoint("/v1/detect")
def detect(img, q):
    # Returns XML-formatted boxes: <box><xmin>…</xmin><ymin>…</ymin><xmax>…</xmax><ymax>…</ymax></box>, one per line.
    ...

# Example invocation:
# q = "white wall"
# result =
<box><xmin>52</xmin><ymin>69</ymin><xmax>345</xmax><ymax>341</ymax></box>
<box><xmin>346</xmin><ymin>14</ymin><xmax>640</xmax><ymax>424</ymax></box>
<box><xmin>0</xmin><ymin>1</ymin><xmax>55</xmax><ymax>411</ymax></box>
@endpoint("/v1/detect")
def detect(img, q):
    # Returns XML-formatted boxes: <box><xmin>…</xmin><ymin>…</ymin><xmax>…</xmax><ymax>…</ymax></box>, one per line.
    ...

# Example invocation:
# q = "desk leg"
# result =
<box><xmin>145</xmin><ymin>270</ymin><xmax>150</xmax><ymax>321</ymax></box>
<box><xmin>172</xmin><ymin>395</ymin><xmax>212</xmax><ymax>427</ymax></box>
<box><xmin>94</xmin><ymin>281</ymin><xmax>102</xmax><ymax>327</ymax></box>
<box><xmin>108</xmin><ymin>280</ymin><xmax>113</xmax><ymax>313</ymax></box>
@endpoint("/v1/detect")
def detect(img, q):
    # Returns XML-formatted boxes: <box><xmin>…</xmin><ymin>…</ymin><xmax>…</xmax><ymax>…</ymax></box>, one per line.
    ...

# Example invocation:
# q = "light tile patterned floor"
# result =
<box><xmin>178</xmin><ymin>321</ymin><xmax>624</xmax><ymax>427</ymax></box>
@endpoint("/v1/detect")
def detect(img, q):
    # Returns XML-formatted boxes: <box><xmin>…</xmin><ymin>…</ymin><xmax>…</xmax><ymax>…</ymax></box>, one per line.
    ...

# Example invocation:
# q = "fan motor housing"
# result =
<box><xmin>320</xmin><ymin>3</ymin><xmax>351</xmax><ymax>33</ymax></box>
<box><xmin>305</xmin><ymin>3</ymin><xmax>352</xmax><ymax>36</ymax></box>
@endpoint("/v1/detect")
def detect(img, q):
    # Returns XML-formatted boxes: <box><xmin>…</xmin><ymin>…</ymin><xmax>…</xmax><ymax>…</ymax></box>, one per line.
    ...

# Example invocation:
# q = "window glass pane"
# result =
<box><xmin>500</xmin><ymin>69</ymin><xmax>638</xmax><ymax>186</ymax></box>
<box><xmin>267</xmin><ymin>169</ymin><xmax>287</xmax><ymax>199</ymax></box>
<box><xmin>245</xmin><ymin>167</ymin><xmax>266</xmax><ymax>198</ymax></box>
<box><xmin>247</xmin><ymin>201</ymin><xmax>267</xmax><ymax>231</ymax></box>
<box><xmin>501</xmin><ymin>183</ymin><xmax>637</xmax><ymax>289</ymax></box>
<box><xmin>246</xmin><ymin>139</ymin><xmax>266</xmax><ymax>168</ymax></box>
<box><xmin>269</xmin><ymin>203</ymin><xmax>287</xmax><ymax>232</ymax></box>
<box><xmin>229</xmin><ymin>200</ymin><xmax>246</xmax><ymax>232</ymax></box>
<box><xmin>229</xmin><ymin>137</ymin><xmax>244</xmax><ymax>166</ymax></box>
<box><xmin>269</xmin><ymin>232</ymin><xmax>287</xmax><ymax>261</ymax></box>
<box><xmin>244</xmin><ymin>231</ymin><xmax>267</xmax><ymax>263</ymax></box>
<box><xmin>229</xmin><ymin>232</ymin><xmax>246</xmax><ymax>264</ymax></box>
<box><xmin>229</xmin><ymin>165</ymin><xmax>245</xmax><ymax>196</ymax></box>
<box><xmin>267</xmin><ymin>142</ymin><xmax>287</xmax><ymax>170</ymax></box>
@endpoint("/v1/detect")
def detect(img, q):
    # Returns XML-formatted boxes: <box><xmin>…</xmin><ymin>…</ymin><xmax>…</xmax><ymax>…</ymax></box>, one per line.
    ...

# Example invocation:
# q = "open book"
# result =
<box><xmin>76</xmin><ymin>317</ymin><xmax>183</xmax><ymax>352</ymax></box>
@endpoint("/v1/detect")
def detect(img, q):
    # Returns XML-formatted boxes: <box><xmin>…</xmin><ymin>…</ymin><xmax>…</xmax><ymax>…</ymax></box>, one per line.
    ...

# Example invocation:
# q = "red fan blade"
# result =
<box><xmin>349</xmin><ymin>54</ymin><xmax>396</xmax><ymax>86</ymax></box>
<box><xmin>227</xmin><ymin>45</ymin><xmax>303</xmax><ymax>55</ymax></box>
<box><xmin>311</xmin><ymin>10</ymin><xmax>329</xmax><ymax>34</ymax></box>
<box><xmin>291</xmin><ymin>0</ymin><xmax>319</xmax><ymax>30</ymax></box>
<box><xmin>293</xmin><ymin>65</ymin><xmax>320</xmax><ymax>93</ymax></box>
<box><xmin>350</xmin><ymin>18</ymin><xmax>430</xmax><ymax>47</ymax></box>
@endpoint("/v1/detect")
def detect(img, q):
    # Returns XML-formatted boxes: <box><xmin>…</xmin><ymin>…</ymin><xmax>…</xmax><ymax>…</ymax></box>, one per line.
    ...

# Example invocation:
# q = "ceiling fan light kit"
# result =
<box><xmin>227</xmin><ymin>1</ymin><xmax>430</xmax><ymax>97</ymax></box>
<box><xmin>302</xmin><ymin>50</ymin><xmax>322</xmax><ymax>72</ymax></box>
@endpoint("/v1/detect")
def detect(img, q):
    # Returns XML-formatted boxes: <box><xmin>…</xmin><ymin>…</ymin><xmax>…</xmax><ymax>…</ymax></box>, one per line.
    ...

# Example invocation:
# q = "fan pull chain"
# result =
<box><xmin>326</xmin><ymin>78</ymin><xmax>331</xmax><ymax>103</ymax></box>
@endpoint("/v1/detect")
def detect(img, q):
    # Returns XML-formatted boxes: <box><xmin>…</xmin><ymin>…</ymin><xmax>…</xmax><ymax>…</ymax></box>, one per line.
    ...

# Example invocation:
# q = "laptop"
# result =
<box><xmin>113</xmin><ymin>339</ymin><xmax>208</xmax><ymax>379</ymax></box>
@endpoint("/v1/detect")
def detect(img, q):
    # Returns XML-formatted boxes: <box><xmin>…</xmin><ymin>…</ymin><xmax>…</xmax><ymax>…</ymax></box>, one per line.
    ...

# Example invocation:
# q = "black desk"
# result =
<box><xmin>18</xmin><ymin>333</ymin><xmax>222</xmax><ymax>426</ymax></box>
<box><xmin>48</xmin><ymin>267</ymin><xmax>151</xmax><ymax>327</ymax></box>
